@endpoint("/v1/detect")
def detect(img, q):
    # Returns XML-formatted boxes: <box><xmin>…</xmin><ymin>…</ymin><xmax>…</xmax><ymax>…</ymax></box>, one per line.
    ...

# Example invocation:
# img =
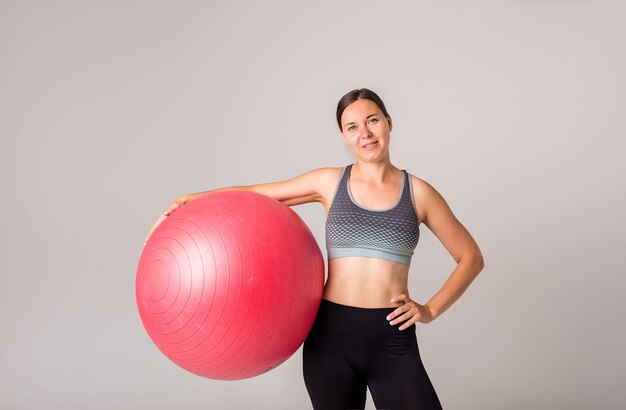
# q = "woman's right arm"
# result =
<box><xmin>144</xmin><ymin>167</ymin><xmax>337</xmax><ymax>244</ymax></box>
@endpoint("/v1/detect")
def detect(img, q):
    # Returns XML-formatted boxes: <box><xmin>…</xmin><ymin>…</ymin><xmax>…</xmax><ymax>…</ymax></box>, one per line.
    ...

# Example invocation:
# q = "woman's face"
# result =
<box><xmin>340</xmin><ymin>98</ymin><xmax>393</xmax><ymax>163</ymax></box>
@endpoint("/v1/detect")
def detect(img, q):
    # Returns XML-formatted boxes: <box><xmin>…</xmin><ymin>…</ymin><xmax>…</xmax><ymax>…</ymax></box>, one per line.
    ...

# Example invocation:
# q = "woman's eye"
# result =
<box><xmin>369</xmin><ymin>118</ymin><xmax>379</xmax><ymax>124</ymax></box>
<box><xmin>348</xmin><ymin>125</ymin><xmax>357</xmax><ymax>132</ymax></box>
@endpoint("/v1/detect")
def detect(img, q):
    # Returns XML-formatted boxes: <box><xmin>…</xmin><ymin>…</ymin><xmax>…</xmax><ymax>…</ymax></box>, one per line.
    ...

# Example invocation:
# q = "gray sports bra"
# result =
<box><xmin>325</xmin><ymin>164</ymin><xmax>420</xmax><ymax>266</ymax></box>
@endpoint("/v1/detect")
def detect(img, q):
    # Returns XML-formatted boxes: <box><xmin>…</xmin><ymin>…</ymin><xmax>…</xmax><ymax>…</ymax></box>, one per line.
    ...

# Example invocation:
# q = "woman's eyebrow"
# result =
<box><xmin>344</xmin><ymin>113</ymin><xmax>378</xmax><ymax>127</ymax></box>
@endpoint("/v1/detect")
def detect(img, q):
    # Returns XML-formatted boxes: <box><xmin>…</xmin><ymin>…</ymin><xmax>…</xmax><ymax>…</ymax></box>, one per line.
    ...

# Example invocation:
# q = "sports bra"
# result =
<box><xmin>325</xmin><ymin>164</ymin><xmax>420</xmax><ymax>266</ymax></box>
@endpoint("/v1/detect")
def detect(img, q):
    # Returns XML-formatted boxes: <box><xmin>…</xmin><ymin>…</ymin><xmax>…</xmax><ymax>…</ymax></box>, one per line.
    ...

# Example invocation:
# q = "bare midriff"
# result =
<box><xmin>323</xmin><ymin>256</ymin><xmax>410</xmax><ymax>308</ymax></box>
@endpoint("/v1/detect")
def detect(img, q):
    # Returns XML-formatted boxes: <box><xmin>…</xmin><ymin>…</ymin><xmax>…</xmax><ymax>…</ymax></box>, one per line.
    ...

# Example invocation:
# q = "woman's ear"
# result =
<box><xmin>387</xmin><ymin>115</ymin><xmax>393</xmax><ymax>132</ymax></box>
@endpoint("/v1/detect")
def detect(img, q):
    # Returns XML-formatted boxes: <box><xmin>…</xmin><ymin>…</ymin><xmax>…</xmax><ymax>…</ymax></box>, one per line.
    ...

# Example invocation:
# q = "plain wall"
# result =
<box><xmin>1</xmin><ymin>1</ymin><xmax>625</xmax><ymax>409</ymax></box>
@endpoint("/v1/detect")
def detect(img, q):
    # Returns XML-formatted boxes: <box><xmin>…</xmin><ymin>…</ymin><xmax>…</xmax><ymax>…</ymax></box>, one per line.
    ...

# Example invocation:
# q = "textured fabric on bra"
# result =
<box><xmin>325</xmin><ymin>164</ymin><xmax>420</xmax><ymax>266</ymax></box>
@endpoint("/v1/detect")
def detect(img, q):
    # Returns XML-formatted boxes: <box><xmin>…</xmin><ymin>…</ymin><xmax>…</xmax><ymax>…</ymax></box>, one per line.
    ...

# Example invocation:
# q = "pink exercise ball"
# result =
<box><xmin>136</xmin><ymin>191</ymin><xmax>324</xmax><ymax>380</ymax></box>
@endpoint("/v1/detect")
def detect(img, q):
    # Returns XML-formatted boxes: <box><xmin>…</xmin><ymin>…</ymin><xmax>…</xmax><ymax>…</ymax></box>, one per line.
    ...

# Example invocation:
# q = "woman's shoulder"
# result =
<box><xmin>405</xmin><ymin>170</ymin><xmax>429</xmax><ymax>189</ymax></box>
<box><xmin>406</xmin><ymin>173</ymin><xmax>455</xmax><ymax>224</ymax></box>
<box><xmin>284</xmin><ymin>166</ymin><xmax>344</xmax><ymax>188</ymax></box>
<box><xmin>306</xmin><ymin>166</ymin><xmax>345</xmax><ymax>181</ymax></box>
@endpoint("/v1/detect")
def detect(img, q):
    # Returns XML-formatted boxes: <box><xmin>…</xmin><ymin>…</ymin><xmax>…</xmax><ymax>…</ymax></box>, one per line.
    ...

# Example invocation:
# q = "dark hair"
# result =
<box><xmin>336</xmin><ymin>88</ymin><xmax>389</xmax><ymax>131</ymax></box>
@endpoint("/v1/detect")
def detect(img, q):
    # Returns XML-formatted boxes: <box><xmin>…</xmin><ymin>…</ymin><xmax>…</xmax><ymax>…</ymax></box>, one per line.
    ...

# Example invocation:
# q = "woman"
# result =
<box><xmin>145</xmin><ymin>88</ymin><xmax>484</xmax><ymax>409</ymax></box>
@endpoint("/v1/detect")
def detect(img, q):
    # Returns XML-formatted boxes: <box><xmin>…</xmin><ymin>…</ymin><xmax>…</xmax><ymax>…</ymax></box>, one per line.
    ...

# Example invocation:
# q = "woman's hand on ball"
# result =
<box><xmin>144</xmin><ymin>194</ymin><xmax>196</xmax><ymax>245</ymax></box>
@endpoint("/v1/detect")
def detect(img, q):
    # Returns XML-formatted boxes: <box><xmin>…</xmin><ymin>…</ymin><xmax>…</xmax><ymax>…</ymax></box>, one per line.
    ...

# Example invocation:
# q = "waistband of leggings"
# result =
<box><xmin>314</xmin><ymin>298</ymin><xmax>404</xmax><ymax>334</ymax></box>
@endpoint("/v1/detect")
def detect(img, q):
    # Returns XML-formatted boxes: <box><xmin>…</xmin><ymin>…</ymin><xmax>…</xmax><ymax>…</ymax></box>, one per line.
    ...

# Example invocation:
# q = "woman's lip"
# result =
<box><xmin>362</xmin><ymin>141</ymin><xmax>378</xmax><ymax>149</ymax></box>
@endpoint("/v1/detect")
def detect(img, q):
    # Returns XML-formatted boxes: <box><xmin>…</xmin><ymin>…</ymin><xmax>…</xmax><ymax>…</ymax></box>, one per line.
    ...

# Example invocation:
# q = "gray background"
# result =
<box><xmin>2</xmin><ymin>1</ymin><xmax>625</xmax><ymax>409</ymax></box>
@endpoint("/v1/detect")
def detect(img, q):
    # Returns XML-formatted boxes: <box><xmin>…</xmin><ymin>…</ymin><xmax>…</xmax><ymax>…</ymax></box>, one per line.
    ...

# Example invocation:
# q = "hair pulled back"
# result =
<box><xmin>336</xmin><ymin>88</ymin><xmax>389</xmax><ymax>131</ymax></box>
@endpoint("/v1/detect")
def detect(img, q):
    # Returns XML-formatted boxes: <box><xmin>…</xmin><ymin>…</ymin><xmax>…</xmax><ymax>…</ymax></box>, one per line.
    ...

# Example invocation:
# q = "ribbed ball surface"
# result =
<box><xmin>136</xmin><ymin>191</ymin><xmax>324</xmax><ymax>380</ymax></box>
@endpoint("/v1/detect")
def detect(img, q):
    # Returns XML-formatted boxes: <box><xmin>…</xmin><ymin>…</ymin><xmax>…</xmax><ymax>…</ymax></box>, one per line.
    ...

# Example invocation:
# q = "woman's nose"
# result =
<box><xmin>360</xmin><ymin>126</ymin><xmax>373</xmax><ymax>139</ymax></box>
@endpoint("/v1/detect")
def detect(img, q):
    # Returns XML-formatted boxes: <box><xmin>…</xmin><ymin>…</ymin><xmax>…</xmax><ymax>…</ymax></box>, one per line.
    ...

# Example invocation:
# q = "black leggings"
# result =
<box><xmin>303</xmin><ymin>299</ymin><xmax>443</xmax><ymax>410</ymax></box>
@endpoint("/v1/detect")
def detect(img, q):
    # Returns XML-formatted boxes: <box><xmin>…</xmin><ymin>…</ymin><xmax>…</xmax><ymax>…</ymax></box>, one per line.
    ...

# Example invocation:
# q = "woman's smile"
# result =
<box><xmin>361</xmin><ymin>140</ymin><xmax>379</xmax><ymax>150</ymax></box>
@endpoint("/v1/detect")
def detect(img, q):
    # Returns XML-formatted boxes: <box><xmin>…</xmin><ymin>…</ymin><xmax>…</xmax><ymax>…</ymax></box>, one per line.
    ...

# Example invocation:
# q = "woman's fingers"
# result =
<box><xmin>390</xmin><ymin>310</ymin><xmax>416</xmax><ymax>326</ymax></box>
<box><xmin>387</xmin><ymin>295</ymin><xmax>414</xmax><ymax>325</ymax></box>
<box><xmin>388</xmin><ymin>306</ymin><xmax>419</xmax><ymax>327</ymax></box>
<box><xmin>144</xmin><ymin>197</ymin><xmax>191</xmax><ymax>246</ymax></box>
<box><xmin>144</xmin><ymin>214</ymin><xmax>168</xmax><ymax>245</ymax></box>
<box><xmin>387</xmin><ymin>294</ymin><xmax>432</xmax><ymax>329</ymax></box>
<box><xmin>163</xmin><ymin>201</ymin><xmax>182</xmax><ymax>216</ymax></box>
<box><xmin>390</xmin><ymin>293</ymin><xmax>408</xmax><ymax>304</ymax></box>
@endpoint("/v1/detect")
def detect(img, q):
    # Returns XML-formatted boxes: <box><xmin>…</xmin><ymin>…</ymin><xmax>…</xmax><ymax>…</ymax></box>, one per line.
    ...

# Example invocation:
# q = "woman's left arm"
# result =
<box><xmin>388</xmin><ymin>176</ymin><xmax>484</xmax><ymax>329</ymax></box>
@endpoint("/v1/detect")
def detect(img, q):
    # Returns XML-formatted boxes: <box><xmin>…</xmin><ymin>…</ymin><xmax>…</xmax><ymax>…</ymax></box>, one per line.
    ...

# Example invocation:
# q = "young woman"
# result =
<box><xmin>146</xmin><ymin>88</ymin><xmax>484</xmax><ymax>409</ymax></box>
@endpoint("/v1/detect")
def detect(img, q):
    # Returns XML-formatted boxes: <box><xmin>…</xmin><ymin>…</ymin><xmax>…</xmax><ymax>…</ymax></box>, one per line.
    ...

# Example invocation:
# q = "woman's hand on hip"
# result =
<box><xmin>387</xmin><ymin>294</ymin><xmax>434</xmax><ymax>330</ymax></box>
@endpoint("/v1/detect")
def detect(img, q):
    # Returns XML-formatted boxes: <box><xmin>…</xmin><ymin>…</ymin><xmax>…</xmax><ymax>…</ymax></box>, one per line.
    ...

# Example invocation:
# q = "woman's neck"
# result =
<box><xmin>352</xmin><ymin>160</ymin><xmax>398</xmax><ymax>184</ymax></box>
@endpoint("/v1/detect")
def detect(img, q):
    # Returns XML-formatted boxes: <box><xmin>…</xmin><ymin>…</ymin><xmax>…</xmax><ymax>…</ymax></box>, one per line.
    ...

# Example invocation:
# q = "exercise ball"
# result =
<box><xmin>136</xmin><ymin>191</ymin><xmax>324</xmax><ymax>380</ymax></box>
